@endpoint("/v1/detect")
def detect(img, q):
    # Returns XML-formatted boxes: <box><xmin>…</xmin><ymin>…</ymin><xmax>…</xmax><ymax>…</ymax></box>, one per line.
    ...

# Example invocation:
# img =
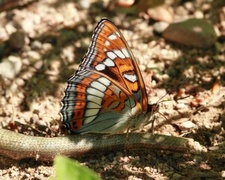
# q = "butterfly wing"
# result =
<box><xmin>61</xmin><ymin>18</ymin><xmax>149</xmax><ymax>134</ymax></box>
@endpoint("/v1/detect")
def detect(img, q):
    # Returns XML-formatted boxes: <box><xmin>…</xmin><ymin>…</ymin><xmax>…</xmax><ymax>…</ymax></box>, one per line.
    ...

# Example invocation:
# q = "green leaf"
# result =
<box><xmin>53</xmin><ymin>156</ymin><xmax>101</xmax><ymax>180</ymax></box>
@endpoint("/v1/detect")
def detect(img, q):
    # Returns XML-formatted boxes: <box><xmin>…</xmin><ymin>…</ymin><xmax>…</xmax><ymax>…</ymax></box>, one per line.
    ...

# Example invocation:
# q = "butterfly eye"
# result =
<box><xmin>148</xmin><ymin>103</ymin><xmax>159</xmax><ymax>113</ymax></box>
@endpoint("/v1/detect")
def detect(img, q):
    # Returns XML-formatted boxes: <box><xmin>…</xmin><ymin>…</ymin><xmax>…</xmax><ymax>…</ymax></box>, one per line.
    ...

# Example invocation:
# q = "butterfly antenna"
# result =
<box><xmin>155</xmin><ymin>77</ymin><xmax>189</xmax><ymax>104</ymax></box>
<box><xmin>149</xmin><ymin>77</ymin><xmax>189</xmax><ymax>132</ymax></box>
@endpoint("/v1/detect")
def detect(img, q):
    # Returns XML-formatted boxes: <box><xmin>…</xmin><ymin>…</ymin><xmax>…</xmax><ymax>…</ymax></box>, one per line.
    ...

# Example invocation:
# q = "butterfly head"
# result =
<box><xmin>148</xmin><ymin>103</ymin><xmax>159</xmax><ymax>114</ymax></box>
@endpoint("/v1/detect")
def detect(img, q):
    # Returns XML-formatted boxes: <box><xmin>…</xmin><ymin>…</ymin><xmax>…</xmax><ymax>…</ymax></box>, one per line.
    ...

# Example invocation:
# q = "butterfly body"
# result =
<box><xmin>61</xmin><ymin>18</ymin><xmax>153</xmax><ymax>134</ymax></box>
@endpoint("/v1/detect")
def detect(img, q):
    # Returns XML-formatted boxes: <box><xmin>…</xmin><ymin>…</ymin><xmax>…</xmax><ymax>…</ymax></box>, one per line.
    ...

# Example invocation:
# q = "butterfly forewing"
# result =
<box><xmin>61</xmin><ymin>18</ymin><xmax>150</xmax><ymax>134</ymax></box>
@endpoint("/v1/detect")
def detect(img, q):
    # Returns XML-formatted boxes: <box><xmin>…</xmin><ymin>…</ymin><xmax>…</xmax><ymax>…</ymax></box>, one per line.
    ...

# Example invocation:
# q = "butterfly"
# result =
<box><xmin>61</xmin><ymin>18</ymin><xmax>156</xmax><ymax>134</ymax></box>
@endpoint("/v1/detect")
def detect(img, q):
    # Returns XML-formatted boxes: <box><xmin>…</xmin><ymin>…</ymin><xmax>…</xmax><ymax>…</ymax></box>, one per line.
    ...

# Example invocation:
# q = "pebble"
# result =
<box><xmin>26</xmin><ymin>51</ymin><xmax>41</xmax><ymax>61</ymax></box>
<box><xmin>194</xmin><ymin>10</ymin><xmax>204</xmax><ymax>19</ymax></box>
<box><xmin>0</xmin><ymin>56</ymin><xmax>22</xmax><ymax>79</ymax></box>
<box><xmin>163</xmin><ymin>18</ymin><xmax>217</xmax><ymax>48</ymax></box>
<box><xmin>31</xmin><ymin>40</ymin><xmax>42</xmax><ymax>50</ymax></box>
<box><xmin>222</xmin><ymin>171</ymin><xmax>225</xmax><ymax>178</ymax></box>
<box><xmin>116</xmin><ymin>0</ymin><xmax>134</xmax><ymax>7</ymax></box>
<box><xmin>21</xmin><ymin>18</ymin><xmax>35</xmax><ymax>36</ymax></box>
<box><xmin>78</xmin><ymin>0</ymin><xmax>91</xmax><ymax>9</ymax></box>
<box><xmin>33</xmin><ymin>60</ymin><xmax>43</xmax><ymax>70</ymax></box>
<box><xmin>179</xmin><ymin>120</ymin><xmax>196</xmax><ymax>130</ymax></box>
<box><xmin>15</xmin><ymin>78</ymin><xmax>25</xmax><ymax>87</ymax></box>
<box><xmin>8</xmin><ymin>31</ymin><xmax>26</xmax><ymax>49</ymax></box>
<box><xmin>5</xmin><ymin>22</ymin><xmax>16</xmax><ymax>34</ymax></box>
<box><xmin>0</xmin><ymin>27</ymin><xmax>8</xmax><ymax>41</ymax></box>
<box><xmin>153</xmin><ymin>21</ymin><xmax>169</xmax><ymax>34</ymax></box>
<box><xmin>147</xmin><ymin>6</ymin><xmax>173</xmax><ymax>22</ymax></box>
<box><xmin>42</xmin><ymin>43</ymin><xmax>53</xmax><ymax>52</ymax></box>
<box><xmin>184</xmin><ymin>2</ymin><xmax>194</xmax><ymax>12</ymax></box>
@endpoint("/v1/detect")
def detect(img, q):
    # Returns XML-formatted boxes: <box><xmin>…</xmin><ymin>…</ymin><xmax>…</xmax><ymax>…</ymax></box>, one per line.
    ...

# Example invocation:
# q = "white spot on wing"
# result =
<box><xmin>123</xmin><ymin>74</ymin><xmax>137</xmax><ymax>83</ymax></box>
<box><xmin>86</xmin><ymin>77</ymin><xmax>110</xmax><ymax>98</ymax></box>
<box><xmin>91</xmin><ymin>81</ymin><xmax>107</xmax><ymax>92</ymax></box>
<box><xmin>105</xmin><ymin>40</ymin><xmax>110</xmax><ymax>46</ymax></box>
<box><xmin>95</xmin><ymin>64</ymin><xmax>105</xmax><ymax>71</ymax></box>
<box><xmin>108</xmin><ymin>34</ymin><xmax>117</xmax><ymax>40</ymax></box>
<box><xmin>107</xmin><ymin>51</ymin><xmax>117</xmax><ymax>60</ymax></box>
<box><xmin>114</xmin><ymin>49</ymin><xmax>125</xmax><ymax>59</ymax></box>
<box><xmin>98</xmin><ymin>77</ymin><xmax>111</xmax><ymax>86</ymax></box>
<box><xmin>87</xmin><ymin>87</ymin><xmax>104</xmax><ymax>99</ymax></box>
<box><xmin>104</xmin><ymin>58</ymin><xmax>115</xmax><ymax>67</ymax></box>
<box><xmin>121</xmin><ymin>48</ymin><xmax>130</xmax><ymax>58</ymax></box>
<box><xmin>84</xmin><ymin>77</ymin><xmax>111</xmax><ymax>124</ymax></box>
<box><xmin>85</xmin><ymin>93</ymin><xmax>102</xmax><ymax>124</ymax></box>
